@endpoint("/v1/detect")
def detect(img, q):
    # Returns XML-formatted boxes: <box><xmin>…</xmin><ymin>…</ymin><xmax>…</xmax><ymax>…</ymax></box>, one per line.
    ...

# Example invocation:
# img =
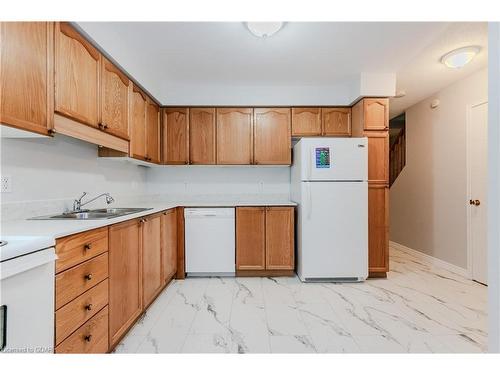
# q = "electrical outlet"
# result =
<box><xmin>1</xmin><ymin>175</ymin><xmax>12</xmax><ymax>193</ymax></box>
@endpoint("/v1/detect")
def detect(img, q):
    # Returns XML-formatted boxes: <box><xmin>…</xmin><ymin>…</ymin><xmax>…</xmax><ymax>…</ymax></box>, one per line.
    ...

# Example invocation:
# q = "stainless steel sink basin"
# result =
<box><xmin>29</xmin><ymin>207</ymin><xmax>152</xmax><ymax>220</ymax></box>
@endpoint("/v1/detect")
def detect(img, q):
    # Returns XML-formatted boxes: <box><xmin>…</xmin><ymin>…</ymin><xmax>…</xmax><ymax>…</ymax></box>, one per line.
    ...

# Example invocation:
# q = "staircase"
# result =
<box><xmin>389</xmin><ymin>127</ymin><xmax>405</xmax><ymax>187</ymax></box>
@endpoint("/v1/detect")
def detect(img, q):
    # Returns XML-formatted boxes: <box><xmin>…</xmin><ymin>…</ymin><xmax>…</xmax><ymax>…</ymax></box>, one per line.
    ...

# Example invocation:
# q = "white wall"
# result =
<box><xmin>146</xmin><ymin>166</ymin><xmax>290</xmax><ymax>197</ymax></box>
<box><xmin>390</xmin><ymin>68</ymin><xmax>488</xmax><ymax>269</ymax></box>
<box><xmin>0</xmin><ymin>134</ymin><xmax>147</xmax><ymax>209</ymax></box>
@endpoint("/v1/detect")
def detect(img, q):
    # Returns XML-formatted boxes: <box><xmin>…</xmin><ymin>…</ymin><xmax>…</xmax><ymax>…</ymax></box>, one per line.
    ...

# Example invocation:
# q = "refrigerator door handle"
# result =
<box><xmin>308</xmin><ymin>146</ymin><xmax>312</xmax><ymax>181</ymax></box>
<box><xmin>306</xmin><ymin>182</ymin><xmax>312</xmax><ymax>219</ymax></box>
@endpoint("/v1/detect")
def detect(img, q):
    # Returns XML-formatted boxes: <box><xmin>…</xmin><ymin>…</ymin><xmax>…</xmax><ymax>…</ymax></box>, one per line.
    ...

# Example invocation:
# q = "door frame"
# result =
<box><xmin>466</xmin><ymin>99</ymin><xmax>488</xmax><ymax>280</ymax></box>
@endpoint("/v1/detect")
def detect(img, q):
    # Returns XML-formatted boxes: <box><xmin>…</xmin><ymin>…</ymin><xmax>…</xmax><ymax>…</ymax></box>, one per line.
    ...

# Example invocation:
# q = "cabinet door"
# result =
<box><xmin>254</xmin><ymin>108</ymin><xmax>291</xmax><ymax>165</ymax></box>
<box><xmin>366</xmin><ymin>132</ymin><xmax>389</xmax><ymax>184</ymax></box>
<box><xmin>130</xmin><ymin>85</ymin><xmax>147</xmax><ymax>160</ymax></box>
<box><xmin>161</xmin><ymin>209</ymin><xmax>177</xmax><ymax>285</ymax></box>
<box><xmin>265</xmin><ymin>207</ymin><xmax>294</xmax><ymax>270</ymax></box>
<box><xmin>142</xmin><ymin>215</ymin><xmax>162</xmax><ymax>307</ymax></box>
<box><xmin>108</xmin><ymin>220</ymin><xmax>142</xmax><ymax>346</ymax></box>
<box><xmin>189</xmin><ymin>108</ymin><xmax>216</xmax><ymax>164</ymax></box>
<box><xmin>364</xmin><ymin>98</ymin><xmax>388</xmax><ymax>131</ymax></box>
<box><xmin>146</xmin><ymin>100</ymin><xmax>160</xmax><ymax>163</ymax></box>
<box><xmin>1</xmin><ymin>22</ymin><xmax>53</xmax><ymax>135</ymax></box>
<box><xmin>163</xmin><ymin>108</ymin><xmax>189</xmax><ymax>164</ymax></box>
<box><xmin>216</xmin><ymin>108</ymin><xmax>253</xmax><ymax>165</ymax></box>
<box><xmin>368</xmin><ymin>185</ymin><xmax>389</xmax><ymax>273</ymax></box>
<box><xmin>322</xmin><ymin>107</ymin><xmax>351</xmax><ymax>136</ymax></box>
<box><xmin>100</xmin><ymin>58</ymin><xmax>130</xmax><ymax>139</ymax></box>
<box><xmin>55</xmin><ymin>22</ymin><xmax>100</xmax><ymax>127</ymax></box>
<box><xmin>291</xmin><ymin>108</ymin><xmax>321</xmax><ymax>136</ymax></box>
<box><xmin>236</xmin><ymin>207</ymin><xmax>265</xmax><ymax>270</ymax></box>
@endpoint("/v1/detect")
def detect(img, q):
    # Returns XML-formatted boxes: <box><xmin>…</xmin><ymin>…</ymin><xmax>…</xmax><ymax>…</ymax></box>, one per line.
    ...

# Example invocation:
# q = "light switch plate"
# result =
<box><xmin>1</xmin><ymin>175</ymin><xmax>12</xmax><ymax>193</ymax></box>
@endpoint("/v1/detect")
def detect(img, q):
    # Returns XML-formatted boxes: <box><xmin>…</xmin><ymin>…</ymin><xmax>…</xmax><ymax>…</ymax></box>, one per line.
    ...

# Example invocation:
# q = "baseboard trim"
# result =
<box><xmin>389</xmin><ymin>241</ymin><xmax>470</xmax><ymax>279</ymax></box>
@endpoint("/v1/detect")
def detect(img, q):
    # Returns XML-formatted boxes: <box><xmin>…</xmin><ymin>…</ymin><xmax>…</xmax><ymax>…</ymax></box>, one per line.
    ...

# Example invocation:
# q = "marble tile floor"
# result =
<box><xmin>114</xmin><ymin>246</ymin><xmax>488</xmax><ymax>353</ymax></box>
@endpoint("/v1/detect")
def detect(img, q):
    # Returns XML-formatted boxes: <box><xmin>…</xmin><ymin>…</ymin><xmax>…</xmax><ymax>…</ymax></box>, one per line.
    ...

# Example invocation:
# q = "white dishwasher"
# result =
<box><xmin>185</xmin><ymin>208</ymin><xmax>235</xmax><ymax>276</ymax></box>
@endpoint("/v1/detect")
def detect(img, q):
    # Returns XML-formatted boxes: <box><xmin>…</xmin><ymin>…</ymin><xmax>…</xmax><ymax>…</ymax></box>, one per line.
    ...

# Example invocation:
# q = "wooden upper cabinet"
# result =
<box><xmin>55</xmin><ymin>22</ymin><xmax>100</xmax><ymax>127</ymax></box>
<box><xmin>161</xmin><ymin>209</ymin><xmax>177</xmax><ymax>285</ymax></box>
<box><xmin>146</xmin><ymin>99</ymin><xmax>160</xmax><ymax>163</ymax></box>
<box><xmin>236</xmin><ymin>207</ymin><xmax>266</xmax><ymax>270</ymax></box>
<box><xmin>216</xmin><ymin>108</ymin><xmax>253</xmax><ymax>165</ymax></box>
<box><xmin>108</xmin><ymin>219</ymin><xmax>142</xmax><ymax>346</ymax></box>
<box><xmin>129</xmin><ymin>85</ymin><xmax>147</xmax><ymax>160</ymax></box>
<box><xmin>0</xmin><ymin>22</ymin><xmax>53</xmax><ymax>136</ymax></box>
<box><xmin>364</xmin><ymin>98</ymin><xmax>389</xmax><ymax>131</ymax></box>
<box><xmin>189</xmin><ymin>108</ymin><xmax>216</xmax><ymax>164</ymax></box>
<box><xmin>291</xmin><ymin>108</ymin><xmax>321</xmax><ymax>136</ymax></box>
<box><xmin>142</xmin><ymin>214</ymin><xmax>162</xmax><ymax>307</ymax></box>
<box><xmin>367</xmin><ymin>132</ymin><xmax>389</xmax><ymax>184</ymax></box>
<box><xmin>368</xmin><ymin>186</ymin><xmax>389</xmax><ymax>273</ymax></box>
<box><xmin>322</xmin><ymin>107</ymin><xmax>351</xmax><ymax>136</ymax></box>
<box><xmin>265</xmin><ymin>207</ymin><xmax>294</xmax><ymax>270</ymax></box>
<box><xmin>254</xmin><ymin>108</ymin><xmax>291</xmax><ymax>165</ymax></box>
<box><xmin>100</xmin><ymin>58</ymin><xmax>130</xmax><ymax>139</ymax></box>
<box><xmin>163</xmin><ymin>108</ymin><xmax>189</xmax><ymax>164</ymax></box>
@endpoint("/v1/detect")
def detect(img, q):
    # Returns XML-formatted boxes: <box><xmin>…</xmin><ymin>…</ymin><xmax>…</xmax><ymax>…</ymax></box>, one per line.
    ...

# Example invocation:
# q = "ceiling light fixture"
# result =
<box><xmin>245</xmin><ymin>22</ymin><xmax>284</xmax><ymax>38</ymax></box>
<box><xmin>440</xmin><ymin>46</ymin><xmax>481</xmax><ymax>69</ymax></box>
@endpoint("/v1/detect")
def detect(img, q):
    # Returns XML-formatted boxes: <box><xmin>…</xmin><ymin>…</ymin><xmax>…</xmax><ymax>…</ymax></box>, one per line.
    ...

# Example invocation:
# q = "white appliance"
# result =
<box><xmin>291</xmin><ymin>137</ymin><xmax>368</xmax><ymax>282</ymax></box>
<box><xmin>0</xmin><ymin>237</ymin><xmax>56</xmax><ymax>353</ymax></box>
<box><xmin>184</xmin><ymin>208</ymin><xmax>235</xmax><ymax>276</ymax></box>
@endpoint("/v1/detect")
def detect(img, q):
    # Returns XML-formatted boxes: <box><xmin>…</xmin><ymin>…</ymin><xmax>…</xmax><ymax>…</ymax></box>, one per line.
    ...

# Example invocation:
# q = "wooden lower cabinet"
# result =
<box><xmin>56</xmin><ymin>306</ymin><xmax>109</xmax><ymax>354</ymax></box>
<box><xmin>54</xmin><ymin>228</ymin><xmax>109</xmax><ymax>353</ymax></box>
<box><xmin>265</xmin><ymin>207</ymin><xmax>294</xmax><ymax>270</ymax></box>
<box><xmin>236</xmin><ymin>207</ymin><xmax>266</xmax><ymax>270</ymax></box>
<box><xmin>161</xmin><ymin>209</ymin><xmax>178</xmax><ymax>284</ymax></box>
<box><xmin>108</xmin><ymin>219</ymin><xmax>142</xmax><ymax>347</ymax></box>
<box><xmin>236</xmin><ymin>206</ymin><xmax>295</xmax><ymax>275</ymax></box>
<box><xmin>368</xmin><ymin>185</ymin><xmax>389</xmax><ymax>275</ymax></box>
<box><xmin>142</xmin><ymin>214</ymin><xmax>162</xmax><ymax>307</ymax></box>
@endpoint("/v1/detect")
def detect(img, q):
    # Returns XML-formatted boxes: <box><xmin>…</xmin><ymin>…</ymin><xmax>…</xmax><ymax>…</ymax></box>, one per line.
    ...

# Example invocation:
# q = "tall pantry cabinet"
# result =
<box><xmin>352</xmin><ymin>98</ymin><xmax>390</xmax><ymax>277</ymax></box>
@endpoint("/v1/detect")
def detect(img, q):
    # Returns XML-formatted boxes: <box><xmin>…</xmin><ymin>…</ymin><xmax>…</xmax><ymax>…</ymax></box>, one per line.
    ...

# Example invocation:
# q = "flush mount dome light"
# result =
<box><xmin>440</xmin><ymin>46</ymin><xmax>481</xmax><ymax>69</ymax></box>
<box><xmin>245</xmin><ymin>22</ymin><xmax>284</xmax><ymax>38</ymax></box>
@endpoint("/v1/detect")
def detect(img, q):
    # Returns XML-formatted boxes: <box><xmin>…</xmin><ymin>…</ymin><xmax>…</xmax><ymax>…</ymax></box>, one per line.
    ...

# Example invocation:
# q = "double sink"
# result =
<box><xmin>30</xmin><ymin>207</ymin><xmax>151</xmax><ymax>220</ymax></box>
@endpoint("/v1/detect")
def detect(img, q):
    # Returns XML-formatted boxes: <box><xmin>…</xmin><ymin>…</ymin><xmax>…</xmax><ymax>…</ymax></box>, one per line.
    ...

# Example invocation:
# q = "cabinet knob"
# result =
<box><xmin>85</xmin><ymin>303</ymin><xmax>93</xmax><ymax>311</ymax></box>
<box><xmin>469</xmin><ymin>199</ymin><xmax>481</xmax><ymax>206</ymax></box>
<box><xmin>84</xmin><ymin>334</ymin><xmax>92</xmax><ymax>342</ymax></box>
<box><xmin>84</xmin><ymin>273</ymin><xmax>93</xmax><ymax>281</ymax></box>
<box><xmin>84</xmin><ymin>243</ymin><xmax>92</xmax><ymax>251</ymax></box>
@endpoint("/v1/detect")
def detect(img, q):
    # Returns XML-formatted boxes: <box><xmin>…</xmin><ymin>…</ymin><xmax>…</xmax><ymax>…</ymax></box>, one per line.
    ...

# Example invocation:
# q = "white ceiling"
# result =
<box><xmin>77</xmin><ymin>22</ymin><xmax>487</xmax><ymax>112</ymax></box>
<box><xmin>390</xmin><ymin>22</ymin><xmax>488</xmax><ymax>117</ymax></box>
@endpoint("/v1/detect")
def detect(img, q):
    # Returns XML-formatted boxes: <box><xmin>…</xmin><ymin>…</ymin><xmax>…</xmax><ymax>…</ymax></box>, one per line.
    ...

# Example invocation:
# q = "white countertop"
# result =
<box><xmin>0</xmin><ymin>199</ymin><xmax>296</xmax><ymax>260</ymax></box>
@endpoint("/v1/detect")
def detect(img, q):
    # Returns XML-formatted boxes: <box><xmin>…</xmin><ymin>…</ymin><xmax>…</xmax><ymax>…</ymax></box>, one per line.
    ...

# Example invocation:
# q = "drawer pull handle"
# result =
<box><xmin>84</xmin><ymin>243</ymin><xmax>92</xmax><ymax>251</ymax></box>
<box><xmin>84</xmin><ymin>273</ymin><xmax>93</xmax><ymax>281</ymax></box>
<box><xmin>84</xmin><ymin>334</ymin><xmax>92</xmax><ymax>342</ymax></box>
<box><xmin>85</xmin><ymin>304</ymin><xmax>93</xmax><ymax>311</ymax></box>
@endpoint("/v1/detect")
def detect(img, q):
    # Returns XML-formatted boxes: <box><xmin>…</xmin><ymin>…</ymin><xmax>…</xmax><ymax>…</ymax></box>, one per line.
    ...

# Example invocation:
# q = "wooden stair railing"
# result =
<box><xmin>390</xmin><ymin>128</ymin><xmax>406</xmax><ymax>187</ymax></box>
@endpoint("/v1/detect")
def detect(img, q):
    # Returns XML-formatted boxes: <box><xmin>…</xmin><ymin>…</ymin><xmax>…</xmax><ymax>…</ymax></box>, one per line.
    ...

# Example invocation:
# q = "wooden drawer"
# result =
<box><xmin>55</xmin><ymin>279</ymin><xmax>108</xmax><ymax>346</ymax></box>
<box><xmin>55</xmin><ymin>252</ymin><xmax>108</xmax><ymax>309</ymax></box>
<box><xmin>55</xmin><ymin>306</ymin><xmax>109</xmax><ymax>354</ymax></box>
<box><xmin>56</xmin><ymin>227</ymin><xmax>108</xmax><ymax>273</ymax></box>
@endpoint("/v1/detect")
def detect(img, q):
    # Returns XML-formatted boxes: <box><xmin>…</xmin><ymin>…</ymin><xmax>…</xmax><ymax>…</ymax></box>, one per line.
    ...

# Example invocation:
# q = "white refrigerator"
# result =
<box><xmin>291</xmin><ymin>137</ymin><xmax>368</xmax><ymax>282</ymax></box>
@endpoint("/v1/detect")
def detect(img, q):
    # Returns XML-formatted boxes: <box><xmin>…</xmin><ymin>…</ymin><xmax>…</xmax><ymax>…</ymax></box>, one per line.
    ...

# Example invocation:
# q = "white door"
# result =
<box><xmin>468</xmin><ymin>102</ymin><xmax>488</xmax><ymax>284</ymax></box>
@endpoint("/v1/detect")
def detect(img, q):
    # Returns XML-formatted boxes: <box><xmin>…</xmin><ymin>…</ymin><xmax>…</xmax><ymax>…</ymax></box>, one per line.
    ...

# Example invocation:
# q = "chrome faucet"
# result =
<box><xmin>73</xmin><ymin>192</ymin><xmax>115</xmax><ymax>212</ymax></box>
